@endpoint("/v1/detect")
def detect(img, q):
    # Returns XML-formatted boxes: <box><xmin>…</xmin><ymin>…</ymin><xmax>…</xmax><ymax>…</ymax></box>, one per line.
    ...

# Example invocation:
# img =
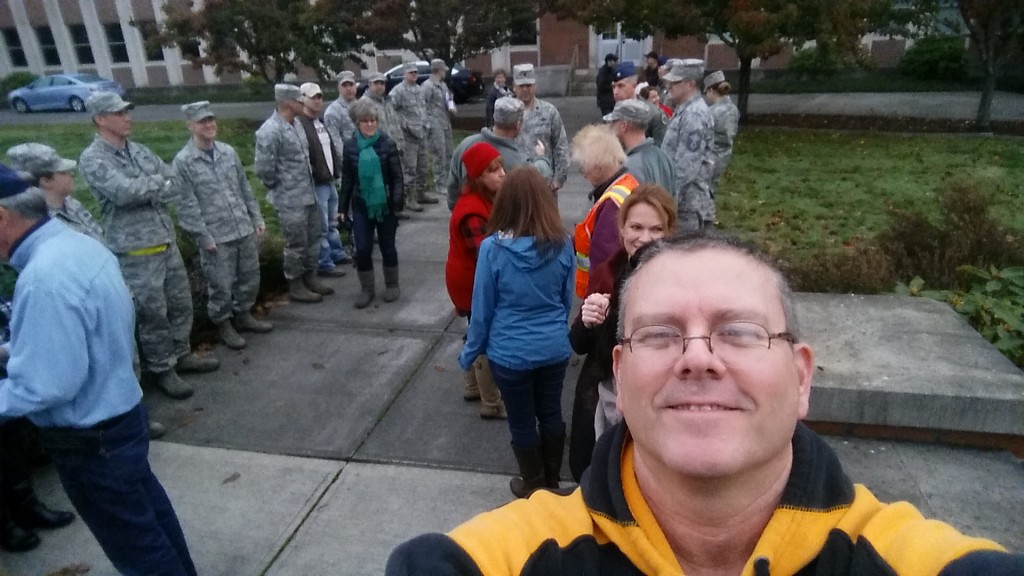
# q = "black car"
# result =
<box><xmin>356</xmin><ymin>61</ymin><xmax>483</xmax><ymax>104</ymax></box>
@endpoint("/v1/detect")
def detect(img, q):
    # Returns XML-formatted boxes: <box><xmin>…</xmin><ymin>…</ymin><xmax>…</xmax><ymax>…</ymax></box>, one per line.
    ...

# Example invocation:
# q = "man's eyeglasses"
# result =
<box><xmin>620</xmin><ymin>321</ymin><xmax>795</xmax><ymax>366</ymax></box>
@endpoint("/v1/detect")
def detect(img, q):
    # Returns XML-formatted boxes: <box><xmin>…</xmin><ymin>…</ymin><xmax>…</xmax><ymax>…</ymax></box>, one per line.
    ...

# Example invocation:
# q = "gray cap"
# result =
<box><xmin>366</xmin><ymin>72</ymin><xmax>386</xmax><ymax>83</ymax></box>
<box><xmin>512</xmin><ymin>63</ymin><xmax>536</xmax><ymax>86</ymax></box>
<box><xmin>6</xmin><ymin>143</ymin><xmax>77</xmax><ymax>176</ymax></box>
<box><xmin>335</xmin><ymin>71</ymin><xmax>356</xmax><ymax>85</ymax></box>
<box><xmin>430</xmin><ymin>58</ymin><xmax>448</xmax><ymax>72</ymax></box>
<box><xmin>704</xmin><ymin>70</ymin><xmax>726</xmax><ymax>90</ymax></box>
<box><xmin>663</xmin><ymin>58</ymin><xmax>704</xmax><ymax>83</ymax></box>
<box><xmin>181</xmin><ymin>100</ymin><xmax>215</xmax><ymax>122</ymax></box>
<box><xmin>274</xmin><ymin>83</ymin><xmax>302</xmax><ymax>103</ymax></box>
<box><xmin>402</xmin><ymin>62</ymin><xmax>418</xmax><ymax>74</ymax></box>
<box><xmin>299</xmin><ymin>82</ymin><xmax>323</xmax><ymax>99</ymax></box>
<box><xmin>603</xmin><ymin>99</ymin><xmax>652</xmax><ymax>127</ymax></box>
<box><xmin>492</xmin><ymin>96</ymin><xmax>525</xmax><ymax>126</ymax></box>
<box><xmin>85</xmin><ymin>91</ymin><xmax>133</xmax><ymax>116</ymax></box>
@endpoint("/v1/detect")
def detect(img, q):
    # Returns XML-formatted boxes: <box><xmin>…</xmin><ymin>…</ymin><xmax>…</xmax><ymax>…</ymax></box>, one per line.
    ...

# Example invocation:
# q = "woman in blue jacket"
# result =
<box><xmin>460</xmin><ymin>166</ymin><xmax>574</xmax><ymax>498</ymax></box>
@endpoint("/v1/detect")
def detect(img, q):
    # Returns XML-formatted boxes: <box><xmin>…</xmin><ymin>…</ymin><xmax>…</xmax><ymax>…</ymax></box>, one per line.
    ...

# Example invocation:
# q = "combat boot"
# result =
<box><xmin>153</xmin><ymin>369</ymin><xmax>194</xmax><ymax>399</ymax></box>
<box><xmin>354</xmin><ymin>270</ymin><xmax>375</xmax><ymax>309</ymax></box>
<box><xmin>177</xmin><ymin>352</ymin><xmax>219</xmax><ymax>373</ymax></box>
<box><xmin>288</xmin><ymin>278</ymin><xmax>322</xmax><ymax>303</ymax></box>
<box><xmin>382</xmin><ymin>265</ymin><xmax>400</xmax><ymax>302</ymax></box>
<box><xmin>405</xmin><ymin>196</ymin><xmax>424</xmax><ymax>212</ymax></box>
<box><xmin>216</xmin><ymin>321</ymin><xmax>246</xmax><ymax>350</ymax></box>
<box><xmin>234</xmin><ymin>311</ymin><xmax>273</xmax><ymax>333</ymax></box>
<box><xmin>303</xmin><ymin>272</ymin><xmax>335</xmax><ymax>296</ymax></box>
<box><xmin>417</xmin><ymin>193</ymin><xmax>439</xmax><ymax>205</ymax></box>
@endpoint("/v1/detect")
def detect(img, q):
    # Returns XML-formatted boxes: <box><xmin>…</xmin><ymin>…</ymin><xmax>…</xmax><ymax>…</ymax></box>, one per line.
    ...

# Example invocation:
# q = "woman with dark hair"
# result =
<box><xmin>483</xmin><ymin>69</ymin><xmax>510</xmax><ymax>128</ymax></box>
<box><xmin>446</xmin><ymin>142</ymin><xmax>507</xmax><ymax>420</ymax></box>
<box><xmin>703</xmin><ymin>70</ymin><xmax>739</xmax><ymax>196</ymax></box>
<box><xmin>567</xmin><ymin>184</ymin><xmax>677</xmax><ymax>482</ymax></box>
<box><xmin>459</xmin><ymin>166</ymin><xmax>574</xmax><ymax>498</ymax></box>
<box><xmin>339</xmin><ymin>99</ymin><xmax>405</xmax><ymax>309</ymax></box>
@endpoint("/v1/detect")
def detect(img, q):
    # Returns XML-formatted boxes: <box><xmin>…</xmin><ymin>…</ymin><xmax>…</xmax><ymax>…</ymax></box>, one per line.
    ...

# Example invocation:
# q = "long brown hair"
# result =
<box><xmin>487</xmin><ymin>166</ymin><xmax>566</xmax><ymax>252</ymax></box>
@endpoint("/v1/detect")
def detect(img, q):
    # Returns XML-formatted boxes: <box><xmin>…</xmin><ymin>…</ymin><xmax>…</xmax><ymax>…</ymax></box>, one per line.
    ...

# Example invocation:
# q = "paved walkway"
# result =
<box><xmin>2</xmin><ymin>95</ymin><xmax>1023</xmax><ymax>575</ymax></box>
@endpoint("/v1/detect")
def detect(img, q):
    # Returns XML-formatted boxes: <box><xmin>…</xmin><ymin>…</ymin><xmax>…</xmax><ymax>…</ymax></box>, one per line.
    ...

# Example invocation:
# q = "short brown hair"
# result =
<box><xmin>487</xmin><ymin>166</ymin><xmax>566</xmax><ymax>253</ymax></box>
<box><xmin>617</xmin><ymin>184</ymin><xmax>678</xmax><ymax>234</ymax></box>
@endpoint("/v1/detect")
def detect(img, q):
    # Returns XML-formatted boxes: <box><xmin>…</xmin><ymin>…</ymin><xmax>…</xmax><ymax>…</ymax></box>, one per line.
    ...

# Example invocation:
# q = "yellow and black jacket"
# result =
<box><xmin>386</xmin><ymin>423</ymin><xmax>1023</xmax><ymax>575</ymax></box>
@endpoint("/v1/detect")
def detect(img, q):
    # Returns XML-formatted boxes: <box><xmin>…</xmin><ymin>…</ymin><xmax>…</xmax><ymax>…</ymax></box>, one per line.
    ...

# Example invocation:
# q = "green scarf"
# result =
<box><xmin>356</xmin><ymin>130</ymin><xmax>388</xmax><ymax>222</ymax></box>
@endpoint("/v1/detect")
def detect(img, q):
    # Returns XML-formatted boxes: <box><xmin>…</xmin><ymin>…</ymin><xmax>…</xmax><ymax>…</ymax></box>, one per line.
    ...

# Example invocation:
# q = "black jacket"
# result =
<box><xmin>297</xmin><ymin>114</ymin><xmax>341</xmax><ymax>185</ymax></box>
<box><xmin>338</xmin><ymin>132</ymin><xmax>405</xmax><ymax>216</ymax></box>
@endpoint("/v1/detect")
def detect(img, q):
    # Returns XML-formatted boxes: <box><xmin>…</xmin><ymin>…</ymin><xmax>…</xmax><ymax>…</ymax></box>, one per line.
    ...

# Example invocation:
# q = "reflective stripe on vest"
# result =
<box><xmin>573</xmin><ymin>173</ymin><xmax>638</xmax><ymax>298</ymax></box>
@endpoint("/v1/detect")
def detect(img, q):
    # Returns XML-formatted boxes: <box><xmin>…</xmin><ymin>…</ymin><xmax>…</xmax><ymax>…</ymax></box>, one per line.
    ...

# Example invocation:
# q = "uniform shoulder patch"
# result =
<box><xmin>686</xmin><ymin>130</ymin><xmax>703</xmax><ymax>152</ymax></box>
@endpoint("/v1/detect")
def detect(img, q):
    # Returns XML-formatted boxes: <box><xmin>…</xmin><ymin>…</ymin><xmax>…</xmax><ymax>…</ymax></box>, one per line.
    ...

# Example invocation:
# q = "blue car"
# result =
<box><xmin>7</xmin><ymin>73</ymin><xmax>126</xmax><ymax>113</ymax></box>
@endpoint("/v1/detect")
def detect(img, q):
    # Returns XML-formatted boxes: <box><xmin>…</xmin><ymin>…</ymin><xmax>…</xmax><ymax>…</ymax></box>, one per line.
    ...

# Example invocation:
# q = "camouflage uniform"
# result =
<box><xmin>642</xmin><ymin>98</ymin><xmax>669</xmax><ymax>147</ymax></box>
<box><xmin>624</xmin><ymin>138</ymin><xmax>675</xmax><ymax>192</ymax></box>
<box><xmin>709</xmin><ymin>97</ymin><xmax>740</xmax><ymax>194</ymax></box>
<box><xmin>254</xmin><ymin>111</ymin><xmax>319</xmax><ymax>281</ymax></box>
<box><xmin>79</xmin><ymin>136</ymin><xmax>193</xmax><ymax>374</ymax></box>
<box><xmin>422</xmin><ymin>76</ymin><xmax>453</xmax><ymax>196</ymax></box>
<box><xmin>360</xmin><ymin>91</ymin><xmax>405</xmax><ymax>152</ymax></box>
<box><xmin>446</xmin><ymin>128</ymin><xmax>552</xmax><ymax>210</ymax></box>
<box><xmin>516</xmin><ymin>99</ymin><xmax>570</xmax><ymax>188</ymax></box>
<box><xmin>173</xmin><ymin>139</ymin><xmax>265</xmax><ymax>324</ymax></box>
<box><xmin>49</xmin><ymin>198</ymin><xmax>104</xmax><ymax>241</ymax></box>
<box><xmin>661</xmin><ymin>92</ymin><xmax>715</xmax><ymax>230</ymax></box>
<box><xmin>324</xmin><ymin>98</ymin><xmax>357</xmax><ymax>156</ymax></box>
<box><xmin>389</xmin><ymin>80</ymin><xmax>429</xmax><ymax>205</ymax></box>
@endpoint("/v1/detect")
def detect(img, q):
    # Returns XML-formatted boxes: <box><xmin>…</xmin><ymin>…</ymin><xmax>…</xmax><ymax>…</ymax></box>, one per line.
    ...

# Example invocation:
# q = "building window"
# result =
<box><xmin>105</xmin><ymin>23</ymin><xmax>130</xmax><ymax>63</ymax></box>
<box><xmin>135</xmin><ymin>20</ymin><xmax>164</xmax><ymax>61</ymax></box>
<box><xmin>35</xmin><ymin>26</ymin><xmax>61</xmax><ymax>66</ymax></box>
<box><xmin>179</xmin><ymin>38</ymin><xmax>200</xmax><ymax>59</ymax></box>
<box><xmin>1</xmin><ymin>28</ymin><xmax>28</xmax><ymax>67</ymax></box>
<box><xmin>509</xmin><ymin>16</ymin><xmax>537</xmax><ymax>46</ymax></box>
<box><xmin>67</xmin><ymin>24</ymin><xmax>95</xmax><ymax>65</ymax></box>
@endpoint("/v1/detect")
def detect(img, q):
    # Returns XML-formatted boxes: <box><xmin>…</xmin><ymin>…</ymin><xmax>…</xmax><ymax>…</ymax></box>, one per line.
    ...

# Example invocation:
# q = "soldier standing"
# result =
<box><xmin>512</xmin><ymin>64</ymin><xmax>570</xmax><ymax>196</ymax></box>
<box><xmin>604</xmin><ymin>99</ymin><xmax>675</xmax><ymax>191</ymax></box>
<box><xmin>704</xmin><ymin>70</ymin><xmax>740</xmax><ymax>198</ymax></box>
<box><xmin>255</xmin><ymin>84</ymin><xmax>332</xmax><ymax>304</ymax></box>
<box><xmin>422</xmin><ymin>59</ymin><xmax>455</xmax><ymax>202</ymax></box>
<box><xmin>173</xmin><ymin>101</ymin><xmax>272</xmax><ymax>351</ymax></box>
<box><xmin>389</xmin><ymin>63</ymin><xmax>431</xmax><ymax>213</ymax></box>
<box><xmin>79</xmin><ymin>92</ymin><xmax>218</xmax><ymax>401</ymax></box>
<box><xmin>660</xmin><ymin>59</ymin><xmax>715</xmax><ymax>231</ymax></box>
<box><xmin>323</xmin><ymin>71</ymin><xmax>358</xmax><ymax>150</ymax></box>
<box><xmin>610</xmin><ymin>61</ymin><xmax>668</xmax><ymax>146</ymax></box>
<box><xmin>6</xmin><ymin>143</ymin><xmax>103</xmax><ymax>242</ymax></box>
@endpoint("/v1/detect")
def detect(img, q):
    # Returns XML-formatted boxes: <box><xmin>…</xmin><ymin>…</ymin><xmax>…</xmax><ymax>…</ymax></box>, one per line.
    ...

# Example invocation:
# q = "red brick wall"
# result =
<box><xmin>95</xmin><ymin>0</ymin><xmax>118</xmax><ymax>22</ymax></box>
<box><xmin>761</xmin><ymin>45</ymin><xmax>793</xmax><ymax>69</ymax></box>
<box><xmin>181</xmin><ymin>64</ymin><xmax>205</xmax><ymax>86</ymax></box>
<box><xmin>59</xmin><ymin>0</ymin><xmax>85</xmax><ymax>25</ymax></box>
<box><xmin>0</xmin><ymin>3</ymin><xmax>13</xmax><ymax>28</ymax></box>
<box><xmin>466</xmin><ymin>53</ymin><xmax>491</xmax><ymax>75</ymax></box>
<box><xmin>707</xmin><ymin>43</ymin><xmax>739</xmax><ymax>70</ymax></box>
<box><xmin>538</xmin><ymin>13</ymin><xmax>587</xmax><ymax>67</ymax></box>
<box><xmin>23</xmin><ymin>1</ymin><xmax>47</xmax><ymax>24</ymax></box>
<box><xmin>661</xmin><ymin>36</ymin><xmax>705</xmax><ymax>59</ymax></box>
<box><xmin>510</xmin><ymin>51</ymin><xmax>538</xmax><ymax>67</ymax></box>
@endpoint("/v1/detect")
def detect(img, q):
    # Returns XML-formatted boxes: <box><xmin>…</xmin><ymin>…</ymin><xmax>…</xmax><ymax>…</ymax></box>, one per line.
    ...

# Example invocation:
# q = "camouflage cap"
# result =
<box><xmin>335</xmin><ymin>71</ymin><xmax>356</xmax><ymax>85</ymax></box>
<box><xmin>85</xmin><ymin>91</ymin><xmax>133</xmax><ymax>116</ymax></box>
<box><xmin>274</xmin><ymin>83</ymin><xmax>302</xmax><ymax>103</ymax></box>
<box><xmin>663</xmin><ymin>58</ymin><xmax>704</xmax><ymax>83</ymax></box>
<box><xmin>366</xmin><ymin>72</ymin><xmax>386</xmax><ymax>83</ymax></box>
<box><xmin>181</xmin><ymin>100</ymin><xmax>215</xmax><ymax>122</ymax></box>
<box><xmin>6</xmin><ymin>143</ymin><xmax>77</xmax><ymax>176</ymax></box>
<box><xmin>512</xmin><ymin>63</ymin><xmax>536</xmax><ymax>86</ymax></box>
<box><xmin>430</xmin><ymin>58</ymin><xmax>448</xmax><ymax>72</ymax></box>
<box><xmin>402</xmin><ymin>62</ymin><xmax>418</xmax><ymax>74</ymax></box>
<box><xmin>602</xmin><ymin>99</ymin><xmax>652</xmax><ymax>127</ymax></box>
<box><xmin>492</xmin><ymin>96</ymin><xmax>525</xmax><ymax>126</ymax></box>
<box><xmin>704</xmin><ymin>70</ymin><xmax>726</xmax><ymax>90</ymax></box>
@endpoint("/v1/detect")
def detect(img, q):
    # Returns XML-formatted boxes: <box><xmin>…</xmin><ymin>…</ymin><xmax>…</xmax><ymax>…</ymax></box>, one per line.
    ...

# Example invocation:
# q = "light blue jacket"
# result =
<box><xmin>460</xmin><ymin>233</ymin><xmax>574</xmax><ymax>371</ymax></box>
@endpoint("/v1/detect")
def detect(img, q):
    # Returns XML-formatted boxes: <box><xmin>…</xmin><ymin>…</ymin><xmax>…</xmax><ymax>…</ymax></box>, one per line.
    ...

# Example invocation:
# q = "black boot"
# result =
<box><xmin>0</xmin><ymin>514</ymin><xmax>39</xmax><ymax>552</ymax></box>
<box><xmin>509</xmin><ymin>444</ymin><xmax>546</xmax><ymax>498</ymax></box>
<box><xmin>10</xmin><ymin>482</ymin><xmax>75</xmax><ymax>530</ymax></box>
<box><xmin>540</xmin><ymin>432</ymin><xmax>566</xmax><ymax>489</ymax></box>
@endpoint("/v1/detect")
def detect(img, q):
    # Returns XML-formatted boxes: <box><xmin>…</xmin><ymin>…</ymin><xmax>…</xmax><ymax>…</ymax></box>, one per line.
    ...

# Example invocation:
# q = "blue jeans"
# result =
<box><xmin>39</xmin><ymin>404</ymin><xmax>197</xmax><ymax>576</ymax></box>
<box><xmin>489</xmin><ymin>359</ymin><xmax>568</xmax><ymax>448</ymax></box>
<box><xmin>351</xmin><ymin>204</ymin><xmax>398</xmax><ymax>272</ymax></box>
<box><xmin>315</xmin><ymin>182</ymin><xmax>345</xmax><ymax>270</ymax></box>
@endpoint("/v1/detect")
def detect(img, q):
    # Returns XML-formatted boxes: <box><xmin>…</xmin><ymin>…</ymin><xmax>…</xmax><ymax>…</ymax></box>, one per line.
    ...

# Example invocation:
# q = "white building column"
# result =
<box><xmin>78</xmin><ymin>0</ymin><xmax>113</xmax><ymax>77</ymax></box>
<box><xmin>188</xmin><ymin>0</ymin><xmax>219</xmax><ymax>84</ymax></box>
<box><xmin>41</xmin><ymin>0</ymin><xmax>76</xmax><ymax>70</ymax></box>
<box><xmin>7</xmin><ymin>0</ymin><xmax>45</xmax><ymax>72</ymax></box>
<box><xmin>149</xmin><ymin>0</ymin><xmax>182</xmax><ymax>84</ymax></box>
<box><xmin>113</xmin><ymin>0</ymin><xmax>147</xmax><ymax>86</ymax></box>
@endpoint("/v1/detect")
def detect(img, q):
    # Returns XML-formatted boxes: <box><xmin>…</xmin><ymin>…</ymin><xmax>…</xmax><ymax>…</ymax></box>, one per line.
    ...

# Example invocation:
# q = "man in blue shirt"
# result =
<box><xmin>0</xmin><ymin>164</ymin><xmax>197</xmax><ymax>575</ymax></box>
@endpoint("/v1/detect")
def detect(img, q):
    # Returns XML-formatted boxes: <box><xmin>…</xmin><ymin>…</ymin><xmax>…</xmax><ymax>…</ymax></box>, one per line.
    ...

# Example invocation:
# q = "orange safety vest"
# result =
<box><xmin>573</xmin><ymin>172</ymin><xmax>638</xmax><ymax>298</ymax></box>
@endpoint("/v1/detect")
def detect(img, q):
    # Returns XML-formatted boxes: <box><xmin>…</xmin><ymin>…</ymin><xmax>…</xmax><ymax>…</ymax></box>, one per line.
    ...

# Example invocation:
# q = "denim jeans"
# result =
<box><xmin>39</xmin><ymin>404</ymin><xmax>197</xmax><ymax>576</ymax></box>
<box><xmin>315</xmin><ymin>182</ymin><xmax>345</xmax><ymax>270</ymax></box>
<box><xmin>489</xmin><ymin>359</ymin><xmax>568</xmax><ymax>448</ymax></box>
<box><xmin>351</xmin><ymin>204</ymin><xmax>398</xmax><ymax>272</ymax></box>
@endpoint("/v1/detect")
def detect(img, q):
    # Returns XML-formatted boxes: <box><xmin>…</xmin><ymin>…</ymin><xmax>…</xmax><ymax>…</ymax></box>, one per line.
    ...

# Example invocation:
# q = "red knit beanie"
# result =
<box><xmin>462</xmin><ymin>142</ymin><xmax>501</xmax><ymax>180</ymax></box>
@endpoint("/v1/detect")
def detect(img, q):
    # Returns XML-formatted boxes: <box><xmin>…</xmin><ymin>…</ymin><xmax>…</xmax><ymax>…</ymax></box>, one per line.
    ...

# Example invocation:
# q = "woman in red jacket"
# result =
<box><xmin>446</xmin><ymin>142</ymin><xmax>507</xmax><ymax>420</ymax></box>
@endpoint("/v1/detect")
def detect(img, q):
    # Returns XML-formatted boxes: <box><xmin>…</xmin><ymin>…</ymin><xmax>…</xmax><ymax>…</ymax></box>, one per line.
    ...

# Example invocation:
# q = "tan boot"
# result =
<box><xmin>177</xmin><ymin>352</ymin><xmax>219</xmax><ymax>373</ymax></box>
<box><xmin>475</xmin><ymin>355</ymin><xmax>506</xmax><ymax>420</ymax></box>
<box><xmin>153</xmin><ymin>369</ymin><xmax>194</xmax><ymax>399</ymax></box>
<box><xmin>217</xmin><ymin>320</ymin><xmax>246</xmax><ymax>350</ymax></box>
<box><xmin>288</xmin><ymin>278</ymin><xmax>323</xmax><ymax>303</ymax></box>
<box><xmin>303</xmin><ymin>272</ymin><xmax>335</xmax><ymax>296</ymax></box>
<box><xmin>234</xmin><ymin>311</ymin><xmax>272</xmax><ymax>333</ymax></box>
<box><xmin>463</xmin><ymin>368</ymin><xmax>480</xmax><ymax>401</ymax></box>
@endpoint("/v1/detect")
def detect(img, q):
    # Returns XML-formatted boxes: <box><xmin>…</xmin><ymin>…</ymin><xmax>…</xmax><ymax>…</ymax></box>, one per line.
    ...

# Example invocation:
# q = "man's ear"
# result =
<box><xmin>793</xmin><ymin>342</ymin><xmax>814</xmax><ymax>420</ymax></box>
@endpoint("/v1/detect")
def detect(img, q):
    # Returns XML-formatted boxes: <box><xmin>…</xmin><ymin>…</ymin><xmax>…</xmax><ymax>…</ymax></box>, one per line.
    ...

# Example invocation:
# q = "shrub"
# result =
<box><xmin>899</xmin><ymin>36</ymin><xmax>967</xmax><ymax>82</ymax></box>
<box><xmin>783</xmin><ymin>242</ymin><xmax>895</xmax><ymax>294</ymax></box>
<box><xmin>790</xmin><ymin>46</ymin><xmax>842</xmax><ymax>78</ymax></box>
<box><xmin>1</xmin><ymin>72</ymin><xmax>37</xmax><ymax>104</ymax></box>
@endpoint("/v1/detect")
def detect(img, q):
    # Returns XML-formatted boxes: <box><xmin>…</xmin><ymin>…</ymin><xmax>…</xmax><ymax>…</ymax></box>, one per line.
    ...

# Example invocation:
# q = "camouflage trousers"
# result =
<box><xmin>426</xmin><ymin>120</ymin><xmax>452</xmax><ymax>196</ymax></box>
<box><xmin>400</xmin><ymin>133</ymin><xmax>428</xmax><ymax>202</ymax></box>
<box><xmin>677</xmin><ymin>183</ymin><xmax>715</xmax><ymax>232</ymax></box>
<box><xmin>199</xmin><ymin>233</ymin><xmax>261</xmax><ymax>324</ymax></box>
<box><xmin>275</xmin><ymin>203</ymin><xmax>320</xmax><ymax>280</ymax></box>
<box><xmin>117</xmin><ymin>244</ymin><xmax>193</xmax><ymax>374</ymax></box>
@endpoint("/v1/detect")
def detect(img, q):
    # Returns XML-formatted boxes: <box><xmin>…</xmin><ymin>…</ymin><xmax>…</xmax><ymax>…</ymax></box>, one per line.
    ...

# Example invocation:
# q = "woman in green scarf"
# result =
<box><xmin>339</xmin><ymin>99</ymin><xmax>406</xmax><ymax>308</ymax></box>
